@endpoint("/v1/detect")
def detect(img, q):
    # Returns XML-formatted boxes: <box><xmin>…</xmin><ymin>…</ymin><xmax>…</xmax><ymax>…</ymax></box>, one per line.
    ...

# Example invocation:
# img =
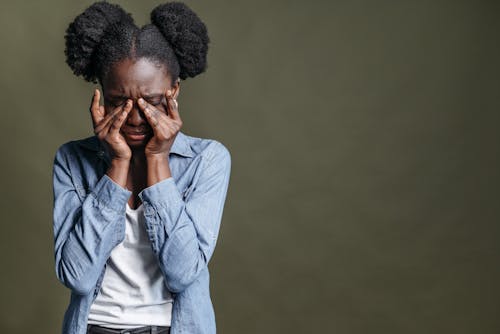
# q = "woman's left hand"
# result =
<box><xmin>137</xmin><ymin>90</ymin><xmax>183</xmax><ymax>158</ymax></box>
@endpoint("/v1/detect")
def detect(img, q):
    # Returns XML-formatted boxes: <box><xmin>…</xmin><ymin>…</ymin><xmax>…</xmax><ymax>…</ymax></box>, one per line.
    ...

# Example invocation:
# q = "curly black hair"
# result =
<box><xmin>64</xmin><ymin>1</ymin><xmax>209</xmax><ymax>85</ymax></box>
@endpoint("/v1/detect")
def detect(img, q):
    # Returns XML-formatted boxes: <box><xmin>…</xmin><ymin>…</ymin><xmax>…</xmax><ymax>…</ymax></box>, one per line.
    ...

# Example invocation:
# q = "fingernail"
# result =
<box><xmin>138</xmin><ymin>98</ymin><xmax>145</xmax><ymax>105</ymax></box>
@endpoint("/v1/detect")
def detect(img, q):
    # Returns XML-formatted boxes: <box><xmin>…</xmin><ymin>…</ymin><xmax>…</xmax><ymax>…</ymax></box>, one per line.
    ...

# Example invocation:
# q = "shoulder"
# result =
<box><xmin>53</xmin><ymin>135</ymin><xmax>108</xmax><ymax>195</ymax></box>
<box><xmin>181</xmin><ymin>132</ymin><xmax>231</xmax><ymax>166</ymax></box>
<box><xmin>53</xmin><ymin>135</ymin><xmax>100</xmax><ymax>165</ymax></box>
<box><xmin>55</xmin><ymin>134</ymin><xmax>99</xmax><ymax>150</ymax></box>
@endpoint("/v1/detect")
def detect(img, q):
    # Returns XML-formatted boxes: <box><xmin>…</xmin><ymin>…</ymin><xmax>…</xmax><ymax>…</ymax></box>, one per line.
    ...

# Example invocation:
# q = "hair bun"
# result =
<box><xmin>64</xmin><ymin>1</ymin><xmax>134</xmax><ymax>82</ymax></box>
<box><xmin>151</xmin><ymin>2</ymin><xmax>210</xmax><ymax>80</ymax></box>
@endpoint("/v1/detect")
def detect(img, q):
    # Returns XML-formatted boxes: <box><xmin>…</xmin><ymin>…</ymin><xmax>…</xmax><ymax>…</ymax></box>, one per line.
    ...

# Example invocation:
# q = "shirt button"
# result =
<box><xmin>145</xmin><ymin>206</ymin><xmax>154</xmax><ymax>216</ymax></box>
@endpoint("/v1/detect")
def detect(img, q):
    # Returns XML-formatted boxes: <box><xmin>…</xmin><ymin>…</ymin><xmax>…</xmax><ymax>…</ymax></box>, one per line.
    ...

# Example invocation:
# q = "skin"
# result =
<box><xmin>89</xmin><ymin>57</ymin><xmax>182</xmax><ymax>209</ymax></box>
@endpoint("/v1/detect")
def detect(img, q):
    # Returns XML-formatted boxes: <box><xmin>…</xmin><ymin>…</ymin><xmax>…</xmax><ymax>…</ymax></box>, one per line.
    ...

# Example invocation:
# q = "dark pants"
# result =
<box><xmin>86</xmin><ymin>324</ymin><xmax>170</xmax><ymax>334</ymax></box>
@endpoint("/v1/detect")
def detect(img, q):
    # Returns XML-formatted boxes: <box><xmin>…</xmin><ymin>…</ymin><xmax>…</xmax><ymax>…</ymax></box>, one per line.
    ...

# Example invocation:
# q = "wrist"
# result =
<box><xmin>111</xmin><ymin>156</ymin><xmax>131</xmax><ymax>164</ymax></box>
<box><xmin>106</xmin><ymin>158</ymin><xmax>130</xmax><ymax>188</ymax></box>
<box><xmin>146</xmin><ymin>154</ymin><xmax>171</xmax><ymax>186</ymax></box>
<box><xmin>146</xmin><ymin>153</ymin><xmax>169</xmax><ymax>163</ymax></box>
<box><xmin>108</xmin><ymin>146</ymin><xmax>131</xmax><ymax>160</ymax></box>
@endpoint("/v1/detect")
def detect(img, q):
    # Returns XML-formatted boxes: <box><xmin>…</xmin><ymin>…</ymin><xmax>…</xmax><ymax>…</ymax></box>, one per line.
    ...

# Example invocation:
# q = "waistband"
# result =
<box><xmin>86</xmin><ymin>324</ymin><xmax>170</xmax><ymax>334</ymax></box>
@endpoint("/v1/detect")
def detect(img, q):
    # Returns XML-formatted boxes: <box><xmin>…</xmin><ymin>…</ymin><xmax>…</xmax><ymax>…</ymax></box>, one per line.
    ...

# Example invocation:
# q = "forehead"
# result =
<box><xmin>102</xmin><ymin>58</ymin><xmax>170</xmax><ymax>94</ymax></box>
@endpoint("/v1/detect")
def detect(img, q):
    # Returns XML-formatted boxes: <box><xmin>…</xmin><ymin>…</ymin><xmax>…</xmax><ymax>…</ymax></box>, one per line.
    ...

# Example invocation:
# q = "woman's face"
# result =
<box><xmin>101</xmin><ymin>57</ymin><xmax>179</xmax><ymax>149</ymax></box>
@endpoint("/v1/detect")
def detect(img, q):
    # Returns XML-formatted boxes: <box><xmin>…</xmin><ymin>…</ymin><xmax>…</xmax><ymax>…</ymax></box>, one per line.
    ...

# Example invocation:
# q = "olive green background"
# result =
<box><xmin>1</xmin><ymin>0</ymin><xmax>499</xmax><ymax>333</ymax></box>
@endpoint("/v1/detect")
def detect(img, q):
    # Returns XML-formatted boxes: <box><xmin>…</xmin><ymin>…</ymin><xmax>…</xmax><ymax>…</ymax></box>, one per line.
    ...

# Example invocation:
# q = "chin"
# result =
<box><xmin>126</xmin><ymin>140</ymin><xmax>147</xmax><ymax>148</ymax></box>
<box><xmin>123</xmin><ymin>136</ymin><xmax>148</xmax><ymax>149</ymax></box>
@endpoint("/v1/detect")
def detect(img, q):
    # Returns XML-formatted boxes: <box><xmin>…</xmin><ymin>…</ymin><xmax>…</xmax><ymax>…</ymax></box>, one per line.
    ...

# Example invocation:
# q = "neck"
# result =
<box><xmin>127</xmin><ymin>149</ymin><xmax>148</xmax><ymax>186</ymax></box>
<box><xmin>130</xmin><ymin>148</ymin><xmax>147</xmax><ymax>168</ymax></box>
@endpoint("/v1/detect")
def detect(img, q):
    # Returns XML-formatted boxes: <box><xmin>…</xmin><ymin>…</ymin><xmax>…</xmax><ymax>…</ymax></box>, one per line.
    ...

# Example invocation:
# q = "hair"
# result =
<box><xmin>64</xmin><ymin>1</ymin><xmax>209</xmax><ymax>85</ymax></box>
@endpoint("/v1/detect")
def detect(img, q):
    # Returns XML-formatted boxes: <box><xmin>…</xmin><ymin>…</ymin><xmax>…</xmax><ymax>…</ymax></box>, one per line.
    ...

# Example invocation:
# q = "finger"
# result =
<box><xmin>139</xmin><ymin>96</ymin><xmax>181</xmax><ymax>143</ymax></box>
<box><xmin>90</xmin><ymin>89</ymin><xmax>104</xmax><ymax>126</ymax></box>
<box><xmin>94</xmin><ymin>106</ymin><xmax>122</xmax><ymax>133</ymax></box>
<box><xmin>109</xmin><ymin>100</ymin><xmax>132</xmax><ymax>135</ymax></box>
<box><xmin>165</xmin><ymin>90</ymin><xmax>181</xmax><ymax>121</ymax></box>
<box><xmin>94</xmin><ymin>106</ymin><xmax>124</xmax><ymax>134</ymax></box>
<box><xmin>138</xmin><ymin>97</ymin><xmax>165</xmax><ymax>129</ymax></box>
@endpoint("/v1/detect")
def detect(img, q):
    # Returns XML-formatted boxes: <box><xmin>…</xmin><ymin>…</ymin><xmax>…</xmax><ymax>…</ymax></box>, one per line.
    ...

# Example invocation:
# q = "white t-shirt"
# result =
<box><xmin>87</xmin><ymin>203</ymin><xmax>173</xmax><ymax>329</ymax></box>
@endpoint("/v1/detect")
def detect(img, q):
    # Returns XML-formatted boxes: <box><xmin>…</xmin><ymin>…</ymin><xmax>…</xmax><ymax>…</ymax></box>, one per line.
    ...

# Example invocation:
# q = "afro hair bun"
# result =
<box><xmin>64</xmin><ymin>1</ymin><xmax>134</xmax><ymax>82</ymax></box>
<box><xmin>151</xmin><ymin>2</ymin><xmax>210</xmax><ymax>80</ymax></box>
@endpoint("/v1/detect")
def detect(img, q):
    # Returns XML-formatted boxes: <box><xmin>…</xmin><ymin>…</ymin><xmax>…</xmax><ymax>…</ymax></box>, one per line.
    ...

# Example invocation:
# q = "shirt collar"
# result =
<box><xmin>77</xmin><ymin>131</ymin><xmax>195</xmax><ymax>161</ymax></box>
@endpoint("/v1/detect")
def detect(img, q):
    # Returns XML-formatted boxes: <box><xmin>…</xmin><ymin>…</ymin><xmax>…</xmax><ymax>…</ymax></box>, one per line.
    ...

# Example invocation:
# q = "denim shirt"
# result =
<box><xmin>52</xmin><ymin>131</ymin><xmax>231</xmax><ymax>334</ymax></box>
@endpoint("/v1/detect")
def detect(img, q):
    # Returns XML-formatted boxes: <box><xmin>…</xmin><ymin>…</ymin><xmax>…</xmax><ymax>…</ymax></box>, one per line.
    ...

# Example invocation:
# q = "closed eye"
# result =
<box><xmin>148</xmin><ymin>99</ymin><xmax>162</xmax><ymax>106</ymax></box>
<box><xmin>104</xmin><ymin>97</ymin><xmax>126</xmax><ymax>108</ymax></box>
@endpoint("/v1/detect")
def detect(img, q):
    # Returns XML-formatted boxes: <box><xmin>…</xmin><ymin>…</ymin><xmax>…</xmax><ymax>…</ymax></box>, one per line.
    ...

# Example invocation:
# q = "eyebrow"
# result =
<box><xmin>143</xmin><ymin>94</ymin><xmax>163</xmax><ymax>99</ymax></box>
<box><xmin>106</xmin><ymin>93</ymin><xmax>164</xmax><ymax>99</ymax></box>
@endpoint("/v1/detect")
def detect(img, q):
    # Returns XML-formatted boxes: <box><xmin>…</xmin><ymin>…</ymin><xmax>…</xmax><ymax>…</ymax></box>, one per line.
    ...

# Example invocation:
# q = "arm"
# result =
<box><xmin>52</xmin><ymin>143</ymin><xmax>131</xmax><ymax>295</ymax></box>
<box><xmin>138</xmin><ymin>142</ymin><xmax>232</xmax><ymax>293</ymax></box>
<box><xmin>52</xmin><ymin>89</ymin><xmax>133</xmax><ymax>295</ymax></box>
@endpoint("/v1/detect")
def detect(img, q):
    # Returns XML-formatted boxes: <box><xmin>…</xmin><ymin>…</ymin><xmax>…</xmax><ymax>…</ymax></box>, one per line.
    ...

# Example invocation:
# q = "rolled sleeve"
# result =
<box><xmin>137</xmin><ymin>141</ymin><xmax>231</xmax><ymax>292</ymax></box>
<box><xmin>92</xmin><ymin>174</ymin><xmax>132</xmax><ymax>214</ymax></box>
<box><xmin>52</xmin><ymin>143</ymin><xmax>132</xmax><ymax>295</ymax></box>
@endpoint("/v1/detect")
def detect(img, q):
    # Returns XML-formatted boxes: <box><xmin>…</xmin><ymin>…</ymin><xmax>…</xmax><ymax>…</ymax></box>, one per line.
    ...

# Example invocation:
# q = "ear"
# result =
<box><xmin>169</xmin><ymin>78</ymin><xmax>180</xmax><ymax>100</ymax></box>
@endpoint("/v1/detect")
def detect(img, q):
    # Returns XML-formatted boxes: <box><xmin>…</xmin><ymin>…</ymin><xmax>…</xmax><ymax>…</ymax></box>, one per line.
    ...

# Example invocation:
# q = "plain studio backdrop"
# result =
<box><xmin>0</xmin><ymin>0</ymin><xmax>499</xmax><ymax>333</ymax></box>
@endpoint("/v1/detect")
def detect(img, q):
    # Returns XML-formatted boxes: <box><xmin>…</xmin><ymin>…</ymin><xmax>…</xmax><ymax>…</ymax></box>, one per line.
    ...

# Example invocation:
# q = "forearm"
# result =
<box><xmin>54</xmin><ymin>174</ymin><xmax>131</xmax><ymax>295</ymax></box>
<box><xmin>146</xmin><ymin>154</ymin><xmax>172</xmax><ymax>186</ymax></box>
<box><xmin>140</xmin><ymin>179</ymin><xmax>211</xmax><ymax>293</ymax></box>
<box><xmin>139</xmin><ymin>145</ymin><xmax>231</xmax><ymax>293</ymax></box>
<box><xmin>106</xmin><ymin>158</ymin><xmax>130</xmax><ymax>188</ymax></box>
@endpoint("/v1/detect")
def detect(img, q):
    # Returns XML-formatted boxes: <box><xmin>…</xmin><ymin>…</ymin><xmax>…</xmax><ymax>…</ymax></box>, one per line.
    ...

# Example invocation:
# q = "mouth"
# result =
<box><xmin>122</xmin><ymin>129</ymin><xmax>152</xmax><ymax>141</ymax></box>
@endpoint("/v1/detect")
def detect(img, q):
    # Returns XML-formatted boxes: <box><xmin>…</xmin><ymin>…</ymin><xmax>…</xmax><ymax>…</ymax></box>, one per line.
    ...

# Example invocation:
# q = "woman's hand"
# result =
<box><xmin>90</xmin><ymin>89</ymin><xmax>133</xmax><ymax>161</ymax></box>
<box><xmin>137</xmin><ymin>90</ymin><xmax>183</xmax><ymax>158</ymax></box>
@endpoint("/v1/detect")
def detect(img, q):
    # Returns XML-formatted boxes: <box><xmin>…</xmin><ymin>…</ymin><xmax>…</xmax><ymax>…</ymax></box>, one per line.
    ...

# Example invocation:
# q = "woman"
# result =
<box><xmin>52</xmin><ymin>2</ymin><xmax>231</xmax><ymax>334</ymax></box>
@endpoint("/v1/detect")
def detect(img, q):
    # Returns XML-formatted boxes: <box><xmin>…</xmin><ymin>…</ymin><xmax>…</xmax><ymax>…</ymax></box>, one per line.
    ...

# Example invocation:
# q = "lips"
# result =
<box><xmin>122</xmin><ymin>129</ymin><xmax>152</xmax><ymax>141</ymax></box>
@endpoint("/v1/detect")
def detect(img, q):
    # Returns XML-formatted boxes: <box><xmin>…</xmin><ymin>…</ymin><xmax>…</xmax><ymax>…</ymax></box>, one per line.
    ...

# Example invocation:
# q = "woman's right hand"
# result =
<box><xmin>90</xmin><ymin>89</ymin><xmax>132</xmax><ymax>161</ymax></box>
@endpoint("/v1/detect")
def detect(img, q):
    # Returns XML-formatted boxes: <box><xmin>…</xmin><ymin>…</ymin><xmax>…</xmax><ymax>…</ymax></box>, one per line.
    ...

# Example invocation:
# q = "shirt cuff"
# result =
<box><xmin>138</xmin><ymin>177</ymin><xmax>184</xmax><ymax>214</ymax></box>
<box><xmin>91</xmin><ymin>174</ymin><xmax>132</xmax><ymax>213</ymax></box>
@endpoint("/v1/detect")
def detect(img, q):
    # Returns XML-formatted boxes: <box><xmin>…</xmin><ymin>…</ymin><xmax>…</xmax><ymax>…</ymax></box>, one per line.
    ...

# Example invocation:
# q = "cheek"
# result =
<box><xmin>155</xmin><ymin>100</ymin><xmax>168</xmax><ymax>114</ymax></box>
<box><xmin>157</xmin><ymin>96</ymin><xmax>168</xmax><ymax>114</ymax></box>
<box><xmin>157</xmin><ymin>105</ymin><xmax>167</xmax><ymax>114</ymax></box>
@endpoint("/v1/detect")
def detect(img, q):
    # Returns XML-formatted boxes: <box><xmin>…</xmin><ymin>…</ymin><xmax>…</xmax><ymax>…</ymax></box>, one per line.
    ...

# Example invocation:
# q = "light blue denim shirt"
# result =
<box><xmin>52</xmin><ymin>131</ymin><xmax>231</xmax><ymax>334</ymax></box>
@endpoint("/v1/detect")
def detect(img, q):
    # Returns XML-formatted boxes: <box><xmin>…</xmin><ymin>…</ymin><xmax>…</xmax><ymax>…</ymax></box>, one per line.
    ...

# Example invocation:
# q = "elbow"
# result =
<box><xmin>68</xmin><ymin>281</ymin><xmax>95</xmax><ymax>296</ymax></box>
<box><xmin>158</xmin><ymin>236</ymin><xmax>214</xmax><ymax>293</ymax></box>
<box><xmin>164</xmin><ymin>272</ymin><xmax>195</xmax><ymax>293</ymax></box>
<box><xmin>164</xmin><ymin>263</ymin><xmax>207</xmax><ymax>293</ymax></box>
<box><xmin>55</xmin><ymin>261</ymin><xmax>95</xmax><ymax>296</ymax></box>
<box><xmin>58</xmin><ymin>275</ymin><xmax>95</xmax><ymax>296</ymax></box>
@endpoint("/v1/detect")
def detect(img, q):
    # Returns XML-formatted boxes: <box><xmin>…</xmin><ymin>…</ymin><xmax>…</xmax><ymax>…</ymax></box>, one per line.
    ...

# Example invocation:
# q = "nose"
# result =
<box><xmin>126</xmin><ymin>101</ymin><xmax>147</xmax><ymax>127</ymax></box>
